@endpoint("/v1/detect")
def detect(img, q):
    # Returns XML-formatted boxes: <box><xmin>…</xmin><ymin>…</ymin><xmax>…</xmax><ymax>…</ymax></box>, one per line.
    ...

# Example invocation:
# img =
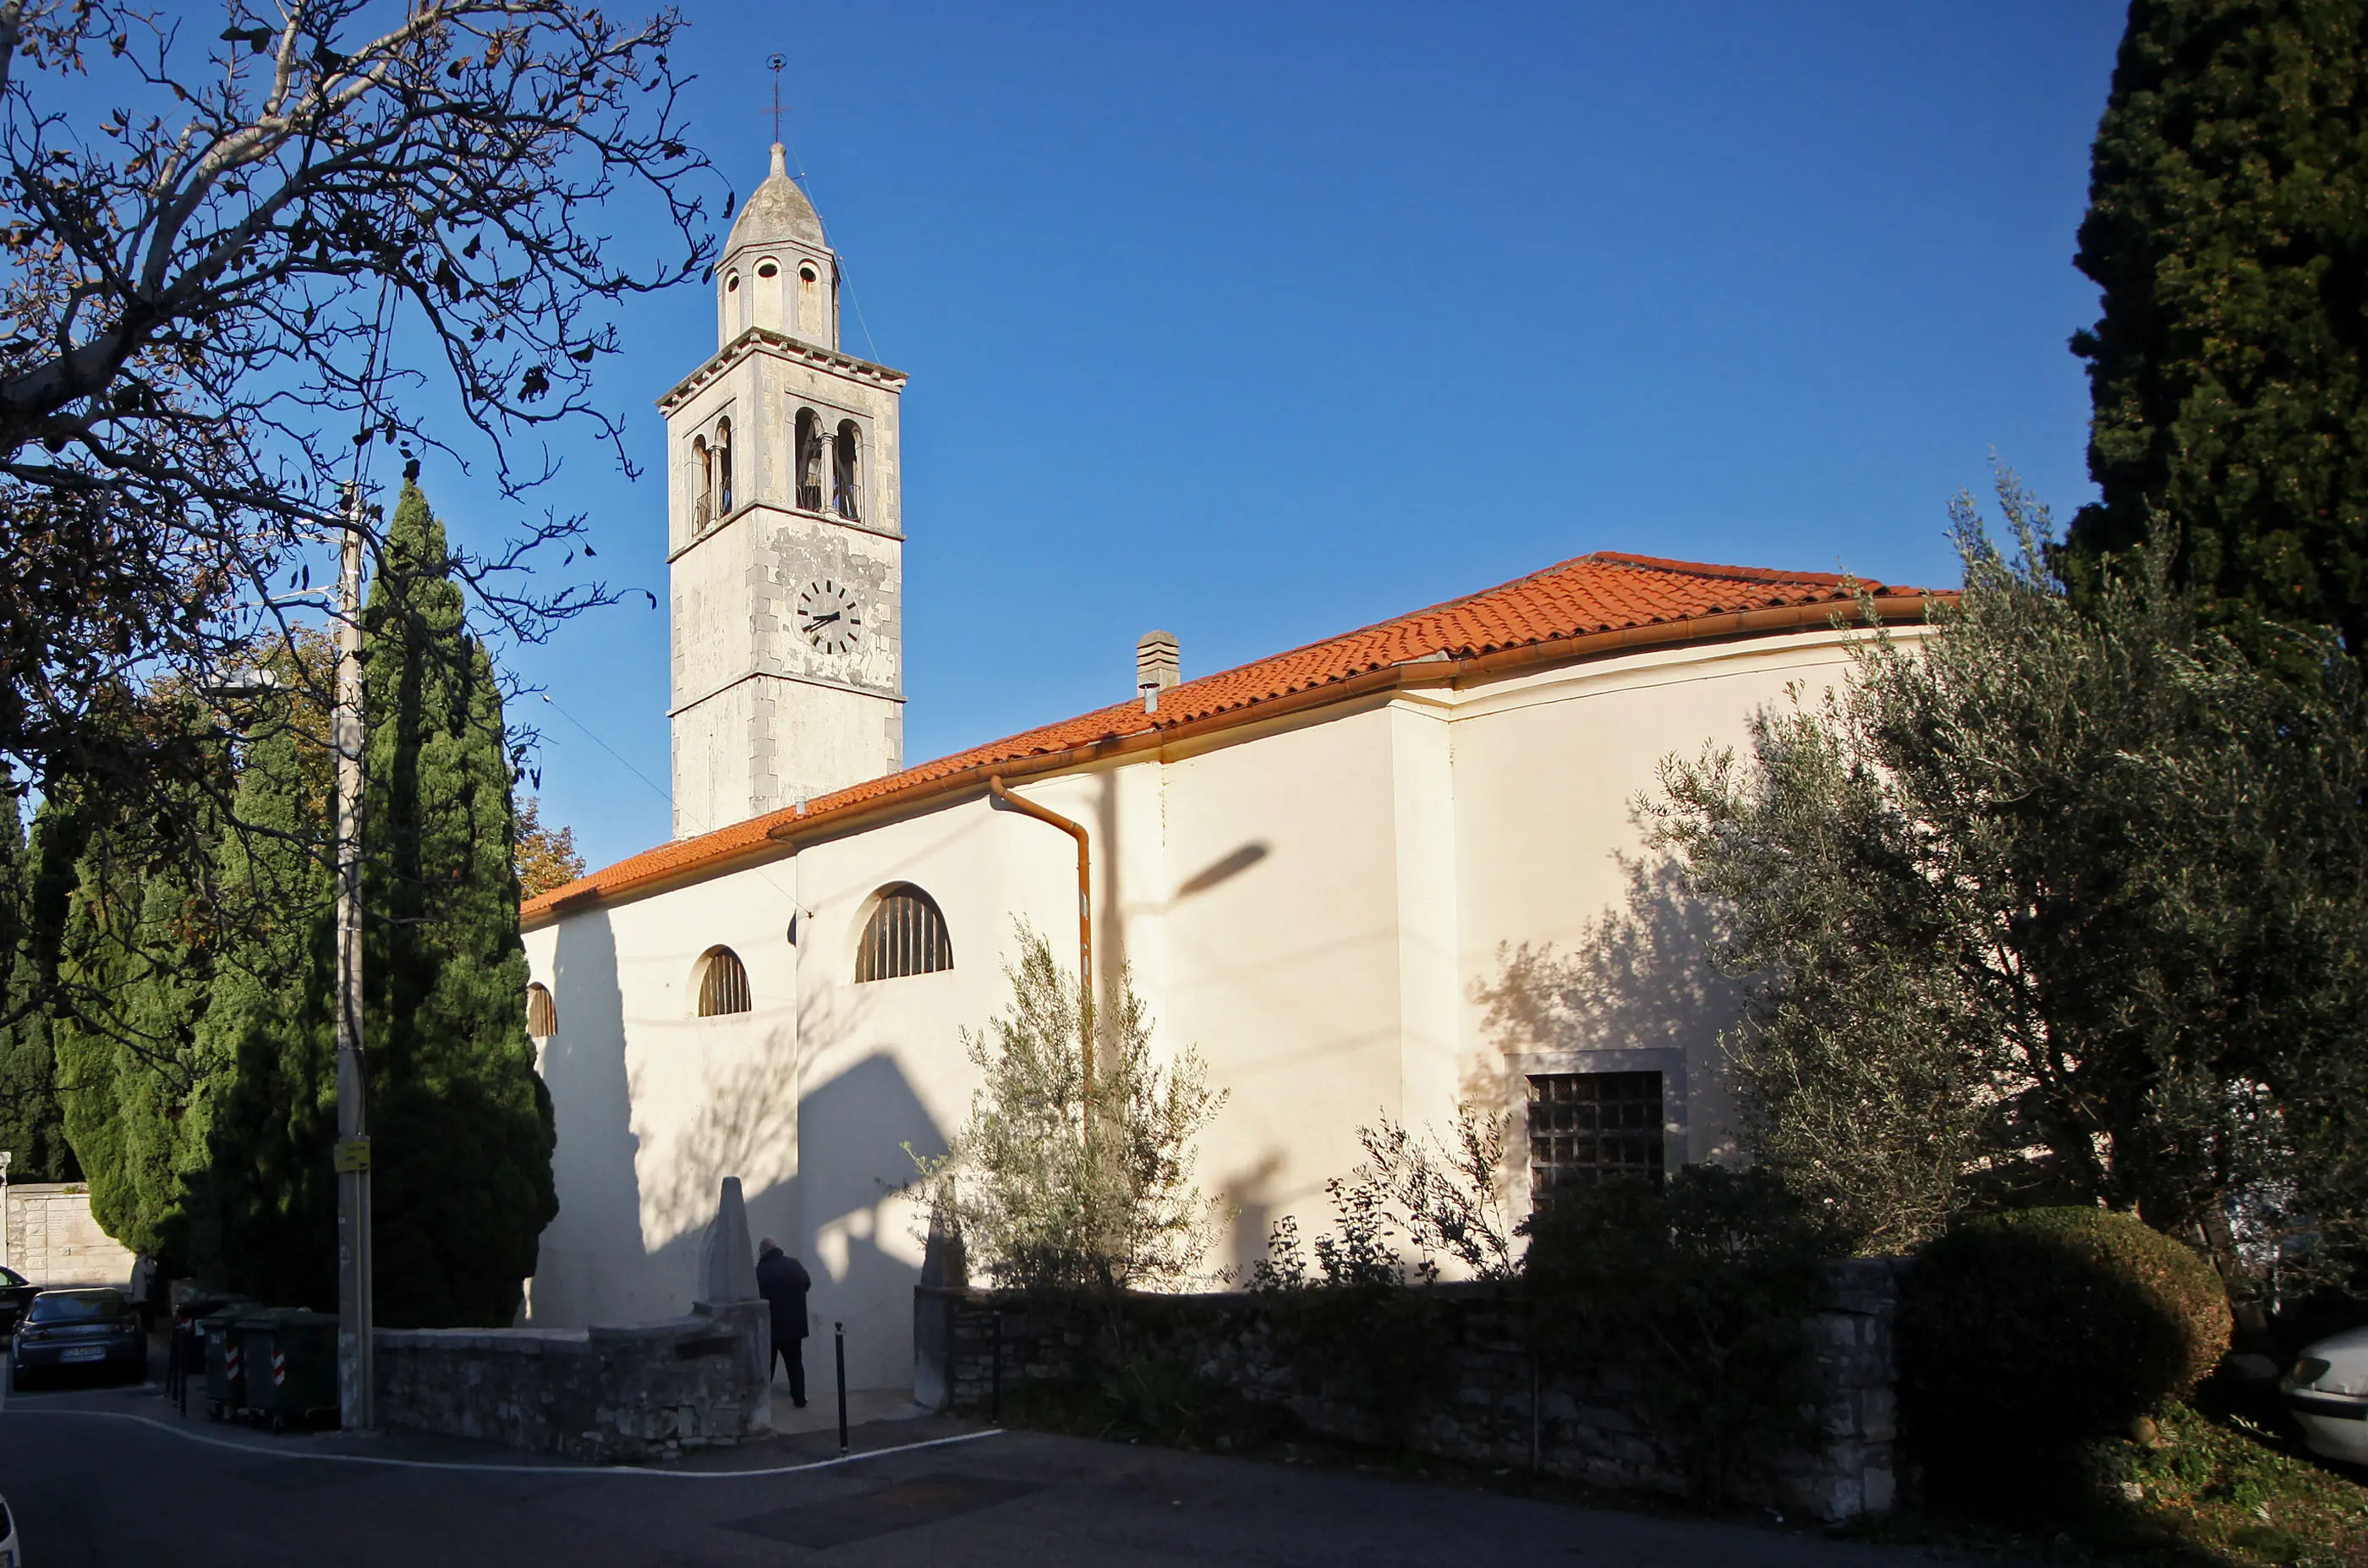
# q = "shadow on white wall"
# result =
<box><xmin>795</xmin><ymin>1044</ymin><xmax>949</xmax><ymax>1385</ymax></box>
<box><xmin>539</xmin><ymin>909</ymin><xmax>649</xmax><ymax>1320</ymax></box>
<box><xmin>1470</xmin><ymin>852</ymin><xmax>1743</xmax><ymax>1162</ymax></box>
<box><xmin>633</xmin><ymin>1029</ymin><xmax>800</xmax><ymax>1272</ymax></box>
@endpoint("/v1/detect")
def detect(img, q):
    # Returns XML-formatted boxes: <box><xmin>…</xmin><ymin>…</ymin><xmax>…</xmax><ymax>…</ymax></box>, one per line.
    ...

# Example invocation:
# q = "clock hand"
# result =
<box><xmin>807</xmin><ymin>611</ymin><xmax>841</xmax><ymax>627</ymax></box>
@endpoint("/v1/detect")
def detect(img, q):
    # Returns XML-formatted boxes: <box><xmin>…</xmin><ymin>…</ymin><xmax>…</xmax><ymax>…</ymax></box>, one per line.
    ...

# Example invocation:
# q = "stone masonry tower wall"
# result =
<box><xmin>662</xmin><ymin>145</ymin><xmax>906</xmax><ymax>838</ymax></box>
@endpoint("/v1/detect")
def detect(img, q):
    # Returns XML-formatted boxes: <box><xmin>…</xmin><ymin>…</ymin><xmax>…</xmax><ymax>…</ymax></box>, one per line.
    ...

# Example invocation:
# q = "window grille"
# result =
<box><xmin>855</xmin><ymin>885</ymin><xmax>953</xmax><ymax>982</ymax></box>
<box><xmin>1526</xmin><ymin>1071</ymin><xmax>1664</xmax><ymax>1196</ymax></box>
<box><xmin>525</xmin><ymin>982</ymin><xmax>557</xmax><ymax>1038</ymax></box>
<box><xmin>697</xmin><ymin>947</ymin><xmax>752</xmax><ymax>1017</ymax></box>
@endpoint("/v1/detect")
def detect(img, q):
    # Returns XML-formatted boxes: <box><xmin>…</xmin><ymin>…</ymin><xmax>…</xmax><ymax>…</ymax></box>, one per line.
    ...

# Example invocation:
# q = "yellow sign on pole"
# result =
<box><xmin>334</xmin><ymin>1138</ymin><xmax>372</xmax><ymax>1174</ymax></box>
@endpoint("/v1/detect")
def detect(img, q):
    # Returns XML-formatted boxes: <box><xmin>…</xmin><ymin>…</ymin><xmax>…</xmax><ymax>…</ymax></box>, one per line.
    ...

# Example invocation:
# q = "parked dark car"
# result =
<box><xmin>0</xmin><ymin>1267</ymin><xmax>37</xmax><ymax>1335</ymax></box>
<box><xmin>9</xmin><ymin>1287</ymin><xmax>145</xmax><ymax>1388</ymax></box>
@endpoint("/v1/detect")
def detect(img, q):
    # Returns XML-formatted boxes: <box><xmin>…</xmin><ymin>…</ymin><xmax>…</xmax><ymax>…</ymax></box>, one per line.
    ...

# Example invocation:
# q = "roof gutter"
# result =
<box><xmin>523</xmin><ymin>594</ymin><xmax>1938</xmax><ymax>926</ymax></box>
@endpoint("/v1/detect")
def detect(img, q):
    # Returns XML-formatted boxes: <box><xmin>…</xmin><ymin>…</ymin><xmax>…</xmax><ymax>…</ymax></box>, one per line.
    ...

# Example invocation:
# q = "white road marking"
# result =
<box><xmin>0</xmin><ymin>1408</ymin><xmax>1005</xmax><ymax>1478</ymax></box>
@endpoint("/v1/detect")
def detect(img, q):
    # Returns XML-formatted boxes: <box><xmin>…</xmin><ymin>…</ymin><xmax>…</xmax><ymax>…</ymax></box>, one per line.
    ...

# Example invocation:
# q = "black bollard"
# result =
<box><xmin>990</xmin><ymin>1313</ymin><xmax>1003</xmax><ymax>1423</ymax></box>
<box><xmin>834</xmin><ymin>1321</ymin><xmax>849</xmax><ymax>1456</ymax></box>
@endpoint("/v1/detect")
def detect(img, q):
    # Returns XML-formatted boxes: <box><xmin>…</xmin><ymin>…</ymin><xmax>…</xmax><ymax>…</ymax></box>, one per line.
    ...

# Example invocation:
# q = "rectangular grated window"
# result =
<box><xmin>1527</xmin><ymin>1071</ymin><xmax>1664</xmax><ymax>1196</ymax></box>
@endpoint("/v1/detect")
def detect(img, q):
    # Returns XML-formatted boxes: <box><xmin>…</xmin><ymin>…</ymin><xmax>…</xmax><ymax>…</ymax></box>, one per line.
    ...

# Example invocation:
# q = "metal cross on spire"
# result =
<box><xmin>767</xmin><ymin>53</ymin><xmax>787</xmax><ymax>145</ymax></box>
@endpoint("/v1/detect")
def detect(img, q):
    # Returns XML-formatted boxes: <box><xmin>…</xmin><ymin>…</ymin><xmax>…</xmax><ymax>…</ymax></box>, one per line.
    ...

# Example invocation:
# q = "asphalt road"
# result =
<box><xmin>0</xmin><ymin>1347</ymin><xmax>2016</xmax><ymax>1567</ymax></box>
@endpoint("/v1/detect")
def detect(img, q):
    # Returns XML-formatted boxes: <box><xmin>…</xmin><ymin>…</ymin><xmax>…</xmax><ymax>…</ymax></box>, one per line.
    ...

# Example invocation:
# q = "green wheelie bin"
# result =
<box><xmin>238</xmin><ymin>1308</ymin><xmax>339</xmax><ymax>1433</ymax></box>
<box><xmin>200</xmin><ymin>1308</ymin><xmax>247</xmax><ymax>1421</ymax></box>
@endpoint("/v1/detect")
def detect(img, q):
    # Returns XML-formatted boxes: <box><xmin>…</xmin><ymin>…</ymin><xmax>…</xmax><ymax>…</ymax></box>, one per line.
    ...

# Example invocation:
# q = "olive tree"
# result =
<box><xmin>919</xmin><ymin>925</ymin><xmax>1226</xmax><ymax>1297</ymax></box>
<box><xmin>1652</xmin><ymin>476</ymin><xmax>2368</xmax><ymax>1281</ymax></box>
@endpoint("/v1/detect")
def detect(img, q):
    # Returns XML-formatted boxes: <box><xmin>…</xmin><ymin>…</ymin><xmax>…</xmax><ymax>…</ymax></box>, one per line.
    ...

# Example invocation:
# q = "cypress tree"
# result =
<box><xmin>46</xmin><ymin>773</ymin><xmax>222</xmax><ymax>1259</ymax></box>
<box><xmin>0</xmin><ymin>801</ymin><xmax>74</xmax><ymax>1180</ymax></box>
<box><xmin>40</xmin><ymin>487</ymin><xmax>556</xmax><ymax>1320</ymax></box>
<box><xmin>189</xmin><ymin>687</ymin><xmax>340</xmax><ymax>1305</ymax></box>
<box><xmin>41</xmin><ymin>655</ymin><xmax>344</xmax><ymax>1294</ymax></box>
<box><xmin>362</xmin><ymin>482</ymin><xmax>556</xmax><ymax>1328</ymax></box>
<box><xmin>2065</xmin><ymin>0</ymin><xmax>2368</xmax><ymax>653</ymax></box>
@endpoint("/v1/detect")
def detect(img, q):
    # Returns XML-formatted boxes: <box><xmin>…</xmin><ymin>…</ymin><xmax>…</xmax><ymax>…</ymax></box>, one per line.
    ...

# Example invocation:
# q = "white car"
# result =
<box><xmin>2282</xmin><ymin>1324</ymin><xmax>2368</xmax><ymax>1466</ymax></box>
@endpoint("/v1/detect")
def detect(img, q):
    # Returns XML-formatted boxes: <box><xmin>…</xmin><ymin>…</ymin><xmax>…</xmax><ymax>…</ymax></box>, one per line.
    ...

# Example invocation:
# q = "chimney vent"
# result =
<box><xmin>1136</xmin><ymin>630</ymin><xmax>1181</xmax><ymax>712</ymax></box>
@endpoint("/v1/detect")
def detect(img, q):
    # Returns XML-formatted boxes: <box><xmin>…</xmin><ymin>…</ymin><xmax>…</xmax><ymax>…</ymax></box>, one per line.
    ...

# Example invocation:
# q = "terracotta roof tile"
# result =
<box><xmin>523</xmin><ymin>551</ymin><xmax>1934</xmax><ymax>923</ymax></box>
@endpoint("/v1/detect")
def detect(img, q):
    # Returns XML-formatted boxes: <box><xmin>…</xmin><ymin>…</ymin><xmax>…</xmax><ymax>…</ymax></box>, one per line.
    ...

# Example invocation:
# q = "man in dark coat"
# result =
<box><xmin>755</xmin><ymin>1236</ymin><xmax>812</xmax><ymax>1407</ymax></box>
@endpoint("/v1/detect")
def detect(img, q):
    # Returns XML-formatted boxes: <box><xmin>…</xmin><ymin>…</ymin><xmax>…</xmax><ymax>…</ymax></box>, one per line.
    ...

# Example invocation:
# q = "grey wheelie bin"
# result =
<box><xmin>200</xmin><ymin>1307</ymin><xmax>246</xmax><ymax>1420</ymax></box>
<box><xmin>238</xmin><ymin>1308</ymin><xmax>340</xmax><ymax>1432</ymax></box>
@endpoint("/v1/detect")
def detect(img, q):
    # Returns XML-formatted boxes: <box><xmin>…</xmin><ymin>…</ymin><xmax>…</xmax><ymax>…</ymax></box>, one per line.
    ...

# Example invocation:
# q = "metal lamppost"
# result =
<box><xmin>332</xmin><ymin>485</ymin><xmax>375</xmax><ymax>1429</ymax></box>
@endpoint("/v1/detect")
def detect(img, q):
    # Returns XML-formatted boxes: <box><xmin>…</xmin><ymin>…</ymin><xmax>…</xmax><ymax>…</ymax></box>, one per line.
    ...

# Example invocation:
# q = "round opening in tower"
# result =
<box><xmin>757</xmin><ymin>260</ymin><xmax>779</xmax><ymax>278</ymax></box>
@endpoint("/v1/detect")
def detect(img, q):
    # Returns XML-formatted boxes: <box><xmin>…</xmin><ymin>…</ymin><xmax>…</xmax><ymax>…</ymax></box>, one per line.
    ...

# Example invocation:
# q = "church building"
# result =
<box><xmin>518</xmin><ymin>147</ymin><xmax>1938</xmax><ymax>1390</ymax></box>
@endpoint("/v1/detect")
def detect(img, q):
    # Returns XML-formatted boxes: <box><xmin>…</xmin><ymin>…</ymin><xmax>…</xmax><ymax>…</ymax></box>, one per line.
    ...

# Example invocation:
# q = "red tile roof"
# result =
<box><xmin>523</xmin><ymin>551</ymin><xmax>1938</xmax><ymax>924</ymax></box>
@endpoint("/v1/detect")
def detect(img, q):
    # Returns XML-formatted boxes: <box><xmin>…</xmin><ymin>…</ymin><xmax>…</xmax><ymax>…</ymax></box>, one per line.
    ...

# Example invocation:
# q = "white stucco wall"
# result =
<box><xmin>526</xmin><ymin>622</ymin><xmax>1913</xmax><ymax>1389</ymax></box>
<box><xmin>525</xmin><ymin>790</ymin><xmax>1077</xmax><ymax>1387</ymax></box>
<box><xmin>1154</xmin><ymin>704</ymin><xmax>1428</xmax><ymax>1276</ymax></box>
<box><xmin>1450</xmin><ymin>629</ymin><xmax>1891</xmax><ymax>1173</ymax></box>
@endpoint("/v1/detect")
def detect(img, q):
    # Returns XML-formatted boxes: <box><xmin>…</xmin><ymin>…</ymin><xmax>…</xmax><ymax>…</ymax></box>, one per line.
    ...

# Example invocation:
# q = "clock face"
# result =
<box><xmin>798</xmin><ymin>578</ymin><xmax>862</xmax><ymax>655</ymax></box>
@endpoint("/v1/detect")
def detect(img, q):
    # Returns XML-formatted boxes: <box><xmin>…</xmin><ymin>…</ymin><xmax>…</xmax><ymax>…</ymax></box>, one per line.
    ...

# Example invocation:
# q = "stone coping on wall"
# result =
<box><xmin>377</xmin><ymin>1326</ymin><xmax>593</xmax><ymax>1352</ymax></box>
<box><xmin>373</xmin><ymin>1316</ymin><xmax>744</xmax><ymax>1353</ymax></box>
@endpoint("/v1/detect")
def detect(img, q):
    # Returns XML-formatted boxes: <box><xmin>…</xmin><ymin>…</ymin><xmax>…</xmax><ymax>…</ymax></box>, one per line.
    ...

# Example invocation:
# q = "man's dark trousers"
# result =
<box><xmin>774</xmin><ymin>1335</ymin><xmax>805</xmax><ymax>1406</ymax></box>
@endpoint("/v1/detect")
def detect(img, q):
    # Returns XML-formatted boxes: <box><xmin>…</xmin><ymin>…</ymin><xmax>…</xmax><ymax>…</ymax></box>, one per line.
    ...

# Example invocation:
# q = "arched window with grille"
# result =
<box><xmin>855</xmin><ymin>885</ymin><xmax>953</xmax><ymax>982</ymax></box>
<box><xmin>525</xmin><ymin>982</ymin><xmax>558</xmax><ymax>1039</ymax></box>
<box><xmin>695</xmin><ymin>946</ymin><xmax>752</xmax><ymax>1016</ymax></box>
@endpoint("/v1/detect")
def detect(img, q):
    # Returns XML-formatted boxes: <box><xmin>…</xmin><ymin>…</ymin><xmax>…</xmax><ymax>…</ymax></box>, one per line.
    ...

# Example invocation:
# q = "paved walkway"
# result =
<box><xmin>768</xmin><ymin>1385</ymin><xmax>935</xmax><ymax>1441</ymax></box>
<box><xmin>0</xmin><ymin>1346</ymin><xmax>2041</xmax><ymax>1565</ymax></box>
<box><xmin>8</xmin><ymin>1354</ymin><xmax>972</xmax><ymax>1474</ymax></box>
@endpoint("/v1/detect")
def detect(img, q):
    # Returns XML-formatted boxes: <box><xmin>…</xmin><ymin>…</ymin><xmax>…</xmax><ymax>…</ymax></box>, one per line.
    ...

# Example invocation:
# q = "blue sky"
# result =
<box><xmin>441</xmin><ymin>2</ymin><xmax>2130</xmax><ymax>872</ymax></box>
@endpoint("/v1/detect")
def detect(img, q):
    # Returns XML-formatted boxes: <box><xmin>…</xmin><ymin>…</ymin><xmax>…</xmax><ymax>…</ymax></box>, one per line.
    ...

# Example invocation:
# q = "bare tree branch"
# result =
<box><xmin>0</xmin><ymin>0</ymin><xmax>718</xmax><ymax>1042</ymax></box>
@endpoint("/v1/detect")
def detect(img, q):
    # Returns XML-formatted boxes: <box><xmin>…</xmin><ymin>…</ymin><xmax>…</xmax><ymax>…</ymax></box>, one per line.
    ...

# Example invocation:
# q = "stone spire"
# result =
<box><xmin>726</xmin><ymin>143</ymin><xmax>826</xmax><ymax>253</ymax></box>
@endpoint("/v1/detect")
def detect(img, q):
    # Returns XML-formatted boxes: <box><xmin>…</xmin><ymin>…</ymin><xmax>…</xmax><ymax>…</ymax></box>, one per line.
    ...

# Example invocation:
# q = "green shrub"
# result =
<box><xmin>1899</xmin><ymin>1206</ymin><xmax>2231</xmax><ymax>1466</ymax></box>
<box><xmin>1521</xmin><ymin>1165</ymin><xmax>1839</xmax><ymax>1503</ymax></box>
<box><xmin>1097</xmin><ymin>1357</ymin><xmax>1238</xmax><ymax>1444</ymax></box>
<box><xmin>1251</xmin><ymin>1209</ymin><xmax>1453</xmax><ymax>1435</ymax></box>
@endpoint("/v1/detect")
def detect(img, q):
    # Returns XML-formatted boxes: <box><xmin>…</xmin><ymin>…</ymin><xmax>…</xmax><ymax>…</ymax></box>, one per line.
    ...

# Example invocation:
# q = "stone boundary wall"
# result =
<box><xmin>375</xmin><ymin>1300</ymin><xmax>771</xmax><ymax>1462</ymax></box>
<box><xmin>3</xmin><ymin>1182</ymin><xmax>138</xmax><ymax>1286</ymax></box>
<box><xmin>914</xmin><ymin>1259</ymin><xmax>1902</xmax><ymax>1521</ymax></box>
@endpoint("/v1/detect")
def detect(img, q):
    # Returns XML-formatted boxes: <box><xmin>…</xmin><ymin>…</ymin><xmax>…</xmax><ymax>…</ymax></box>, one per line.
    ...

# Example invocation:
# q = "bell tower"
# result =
<box><xmin>661</xmin><ymin>145</ymin><xmax>907</xmax><ymax>838</ymax></box>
